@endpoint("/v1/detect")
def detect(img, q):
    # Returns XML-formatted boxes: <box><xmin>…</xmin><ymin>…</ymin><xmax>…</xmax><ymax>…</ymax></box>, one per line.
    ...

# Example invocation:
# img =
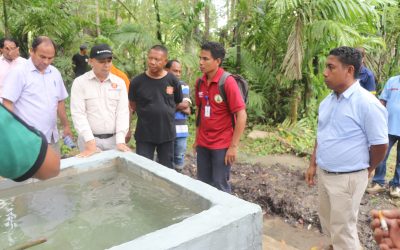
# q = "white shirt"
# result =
<box><xmin>316</xmin><ymin>81</ymin><xmax>388</xmax><ymax>172</ymax></box>
<box><xmin>0</xmin><ymin>56</ymin><xmax>26</xmax><ymax>98</ymax></box>
<box><xmin>70</xmin><ymin>70</ymin><xmax>129</xmax><ymax>144</ymax></box>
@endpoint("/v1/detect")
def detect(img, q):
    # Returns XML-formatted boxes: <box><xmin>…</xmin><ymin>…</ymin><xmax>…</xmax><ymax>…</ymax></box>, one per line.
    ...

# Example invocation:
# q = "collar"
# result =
<box><xmin>201</xmin><ymin>67</ymin><xmax>224</xmax><ymax>85</ymax></box>
<box><xmin>332</xmin><ymin>80</ymin><xmax>360</xmax><ymax>99</ymax></box>
<box><xmin>87</xmin><ymin>70</ymin><xmax>111</xmax><ymax>83</ymax></box>
<box><xmin>27</xmin><ymin>58</ymin><xmax>51</xmax><ymax>73</ymax></box>
<box><xmin>0</xmin><ymin>56</ymin><xmax>13</xmax><ymax>64</ymax></box>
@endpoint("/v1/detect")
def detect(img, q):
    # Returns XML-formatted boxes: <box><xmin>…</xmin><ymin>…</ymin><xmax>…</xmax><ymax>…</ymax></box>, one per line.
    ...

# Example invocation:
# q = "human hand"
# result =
<box><xmin>371</xmin><ymin>209</ymin><xmax>400</xmax><ymax>249</ymax></box>
<box><xmin>63</xmin><ymin>126</ymin><xmax>74</xmax><ymax>139</ymax></box>
<box><xmin>225</xmin><ymin>146</ymin><xmax>238</xmax><ymax>165</ymax></box>
<box><xmin>125</xmin><ymin>130</ymin><xmax>132</xmax><ymax>144</ymax></box>
<box><xmin>116</xmin><ymin>143</ymin><xmax>131</xmax><ymax>152</ymax></box>
<box><xmin>305</xmin><ymin>164</ymin><xmax>317</xmax><ymax>186</ymax></box>
<box><xmin>77</xmin><ymin>140</ymin><xmax>100</xmax><ymax>158</ymax></box>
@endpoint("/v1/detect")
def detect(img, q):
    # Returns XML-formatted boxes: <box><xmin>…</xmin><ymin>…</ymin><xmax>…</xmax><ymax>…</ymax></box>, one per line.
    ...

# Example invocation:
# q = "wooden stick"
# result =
<box><xmin>10</xmin><ymin>237</ymin><xmax>47</xmax><ymax>250</ymax></box>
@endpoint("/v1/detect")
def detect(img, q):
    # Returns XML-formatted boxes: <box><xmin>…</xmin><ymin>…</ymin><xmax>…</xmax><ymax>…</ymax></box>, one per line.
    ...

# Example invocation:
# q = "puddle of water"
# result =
<box><xmin>264</xmin><ymin>216</ymin><xmax>330</xmax><ymax>250</ymax></box>
<box><xmin>0</xmin><ymin>166</ymin><xmax>204</xmax><ymax>249</ymax></box>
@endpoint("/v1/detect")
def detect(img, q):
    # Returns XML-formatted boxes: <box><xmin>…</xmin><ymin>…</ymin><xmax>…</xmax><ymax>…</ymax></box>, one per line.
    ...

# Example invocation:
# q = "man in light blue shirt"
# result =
<box><xmin>1</xmin><ymin>36</ymin><xmax>73</xmax><ymax>153</ymax></box>
<box><xmin>305</xmin><ymin>47</ymin><xmax>388</xmax><ymax>250</ymax></box>
<box><xmin>367</xmin><ymin>75</ymin><xmax>400</xmax><ymax>197</ymax></box>
<box><xmin>165</xmin><ymin>59</ymin><xmax>191</xmax><ymax>172</ymax></box>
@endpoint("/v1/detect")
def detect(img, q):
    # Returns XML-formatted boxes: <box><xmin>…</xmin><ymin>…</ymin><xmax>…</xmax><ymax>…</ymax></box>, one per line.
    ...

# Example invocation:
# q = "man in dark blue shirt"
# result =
<box><xmin>356</xmin><ymin>47</ymin><xmax>376</xmax><ymax>94</ymax></box>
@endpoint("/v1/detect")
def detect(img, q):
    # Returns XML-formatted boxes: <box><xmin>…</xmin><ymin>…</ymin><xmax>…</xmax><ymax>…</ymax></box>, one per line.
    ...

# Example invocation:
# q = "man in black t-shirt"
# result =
<box><xmin>72</xmin><ymin>44</ymin><xmax>89</xmax><ymax>77</ymax></box>
<box><xmin>129</xmin><ymin>45</ymin><xmax>182</xmax><ymax>168</ymax></box>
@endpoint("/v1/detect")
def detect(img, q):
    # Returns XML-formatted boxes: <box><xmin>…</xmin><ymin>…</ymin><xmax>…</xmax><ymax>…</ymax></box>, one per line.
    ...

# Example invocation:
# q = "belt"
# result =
<box><xmin>322</xmin><ymin>168</ymin><xmax>365</xmax><ymax>175</ymax></box>
<box><xmin>93</xmin><ymin>133</ymin><xmax>115</xmax><ymax>139</ymax></box>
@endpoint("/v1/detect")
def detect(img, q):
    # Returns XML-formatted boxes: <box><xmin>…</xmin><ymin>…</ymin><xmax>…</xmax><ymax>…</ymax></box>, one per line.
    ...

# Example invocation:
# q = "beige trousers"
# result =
<box><xmin>317</xmin><ymin>167</ymin><xmax>368</xmax><ymax>250</ymax></box>
<box><xmin>77</xmin><ymin>135</ymin><xmax>116</xmax><ymax>152</ymax></box>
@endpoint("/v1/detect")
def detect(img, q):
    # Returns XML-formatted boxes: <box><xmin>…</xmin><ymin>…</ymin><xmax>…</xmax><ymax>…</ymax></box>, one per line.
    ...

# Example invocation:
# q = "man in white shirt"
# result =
<box><xmin>70</xmin><ymin>44</ymin><xmax>131</xmax><ymax>157</ymax></box>
<box><xmin>0</xmin><ymin>38</ymin><xmax>26</xmax><ymax>99</ymax></box>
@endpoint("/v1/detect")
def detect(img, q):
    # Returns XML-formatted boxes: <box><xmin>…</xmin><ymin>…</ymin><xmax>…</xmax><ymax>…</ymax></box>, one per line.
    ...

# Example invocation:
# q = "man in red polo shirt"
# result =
<box><xmin>194</xmin><ymin>41</ymin><xmax>247</xmax><ymax>193</ymax></box>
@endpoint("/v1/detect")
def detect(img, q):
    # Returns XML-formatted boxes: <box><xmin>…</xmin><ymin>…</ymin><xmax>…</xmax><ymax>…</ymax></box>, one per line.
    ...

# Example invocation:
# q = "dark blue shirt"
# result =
<box><xmin>358</xmin><ymin>66</ymin><xmax>376</xmax><ymax>92</ymax></box>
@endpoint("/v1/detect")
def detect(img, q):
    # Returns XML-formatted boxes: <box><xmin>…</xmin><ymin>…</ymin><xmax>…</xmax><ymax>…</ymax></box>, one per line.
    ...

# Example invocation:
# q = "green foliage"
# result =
<box><xmin>2</xmin><ymin>0</ymin><xmax>400</xmax><ymax>159</ymax></box>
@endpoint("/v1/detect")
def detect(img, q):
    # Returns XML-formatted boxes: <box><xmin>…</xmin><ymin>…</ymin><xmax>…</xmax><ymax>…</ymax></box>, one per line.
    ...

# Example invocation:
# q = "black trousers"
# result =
<box><xmin>136</xmin><ymin>141</ymin><xmax>174</xmax><ymax>169</ymax></box>
<box><xmin>196</xmin><ymin>146</ymin><xmax>231</xmax><ymax>193</ymax></box>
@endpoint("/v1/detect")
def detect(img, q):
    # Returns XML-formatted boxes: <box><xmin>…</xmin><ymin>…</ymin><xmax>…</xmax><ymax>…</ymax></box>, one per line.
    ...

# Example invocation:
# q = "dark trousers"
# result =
<box><xmin>196</xmin><ymin>146</ymin><xmax>231</xmax><ymax>193</ymax></box>
<box><xmin>136</xmin><ymin>141</ymin><xmax>174</xmax><ymax>169</ymax></box>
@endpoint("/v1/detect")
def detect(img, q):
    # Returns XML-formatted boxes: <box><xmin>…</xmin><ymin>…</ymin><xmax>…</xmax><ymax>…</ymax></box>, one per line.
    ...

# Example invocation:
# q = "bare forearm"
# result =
<box><xmin>129</xmin><ymin>101</ymin><xmax>136</xmax><ymax>114</ymax></box>
<box><xmin>230</xmin><ymin>110</ymin><xmax>247</xmax><ymax>148</ymax></box>
<box><xmin>310</xmin><ymin>141</ymin><xmax>317</xmax><ymax>168</ymax></box>
<box><xmin>2</xmin><ymin>99</ymin><xmax>13</xmax><ymax>112</ymax></box>
<box><xmin>57</xmin><ymin>101</ymin><xmax>69</xmax><ymax>128</ymax></box>
<box><xmin>369</xmin><ymin>144</ymin><xmax>388</xmax><ymax>170</ymax></box>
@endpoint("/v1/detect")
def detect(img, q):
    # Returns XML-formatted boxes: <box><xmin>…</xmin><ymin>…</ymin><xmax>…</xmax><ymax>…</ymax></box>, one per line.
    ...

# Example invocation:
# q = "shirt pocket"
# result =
<box><xmin>107</xmin><ymin>90</ymin><xmax>120</xmax><ymax>110</ymax></box>
<box><xmin>84</xmin><ymin>92</ymin><xmax>99</xmax><ymax>112</ymax></box>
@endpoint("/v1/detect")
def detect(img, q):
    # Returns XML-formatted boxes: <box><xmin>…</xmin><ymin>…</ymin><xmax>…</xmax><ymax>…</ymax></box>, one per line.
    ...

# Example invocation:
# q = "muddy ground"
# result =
<box><xmin>181</xmin><ymin>154</ymin><xmax>396</xmax><ymax>250</ymax></box>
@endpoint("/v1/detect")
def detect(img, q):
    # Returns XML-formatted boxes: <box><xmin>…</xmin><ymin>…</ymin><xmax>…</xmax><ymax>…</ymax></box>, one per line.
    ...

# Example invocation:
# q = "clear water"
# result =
<box><xmin>0</xmin><ymin>166</ymin><xmax>204</xmax><ymax>249</ymax></box>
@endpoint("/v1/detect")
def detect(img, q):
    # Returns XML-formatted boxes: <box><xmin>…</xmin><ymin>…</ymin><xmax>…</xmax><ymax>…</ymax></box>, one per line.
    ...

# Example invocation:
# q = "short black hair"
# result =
<box><xmin>2</xmin><ymin>37</ymin><xmax>19</xmax><ymax>48</ymax></box>
<box><xmin>149</xmin><ymin>44</ymin><xmax>168</xmax><ymax>56</ymax></box>
<box><xmin>165</xmin><ymin>59</ymin><xmax>180</xmax><ymax>69</ymax></box>
<box><xmin>31</xmin><ymin>36</ymin><xmax>57</xmax><ymax>52</ymax></box>
<box><xmin>201</xmin><ymin>41</ymin><xmax>225</xmax><ymax>65</ymax></box>
<box><xmin>329</xmin><ymin>46</ymin><xmax>362</xmax><ymax>78</ymax></box>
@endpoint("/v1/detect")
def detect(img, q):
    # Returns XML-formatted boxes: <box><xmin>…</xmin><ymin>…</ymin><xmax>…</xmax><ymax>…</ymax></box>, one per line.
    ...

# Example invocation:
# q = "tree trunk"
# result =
<box><xmin>235</xmin><ymin>21</ymin><xmax>241</xmax><ymax>73</ymax></box>
<box><xmin>290</xmin><ymin>82</ymin><xmax>300</xmax><ymax>124</ymax></box>
<box><xmin>235</xmin><ymin>1</ymin><xmax>242</xmax><ymax>73</ymax></box>
<box><xmin>3</xmin><ymin>0</ymin><xmax>9</xmax><ymax>36</ymax></box>
<box><xmin>204</xmin><ymin>1</ymin><xmax>210</xmax><ymax>41</ymax></box>
<box><xmin>95</xmin><ymin>0</ymin><xmax>101</xmax><ymax>36</ymax></box>
<box><xmin>153</xmin><ymin>0</ymin><xmax>163</xmax><ymax>44</ymax></box>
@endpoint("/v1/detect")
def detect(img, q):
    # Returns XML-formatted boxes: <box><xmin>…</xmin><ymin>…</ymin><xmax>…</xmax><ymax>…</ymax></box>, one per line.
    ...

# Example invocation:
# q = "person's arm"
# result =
<box><xmin>368</xmin><ymin>144</ymin><xmax>388</xmax><ymax>177</ymax></box>
<box><xmin>176</xmin><ymin>84</ymin><xmax>191</xmax><ymax>114</ymax></box>
<box><xmin>305</xmin><ymin>141</ymin><xmax>318</xmax><ymax>186</ymax></box>
<box><xmin>34</xmin><ymin>146</ymin><xmax>60</xmax><ymax>180</ymax></box>
<box><xmin>70</xmin><ymin>79</ymin><xmax>98</xmax><ymax>157</ymax></box>
<box><xmin>115</xmin><ymin>81</ymin><xmax>131</xmax><ymax>152</ymax></box>
<box><xmin>0</xmin><ymin>103</ymin><xmax>60</xmax><ymax>181</ymax></box>
<box><xmin>57</xmin><ymin>100</ymin><xmax>73</xmax><ymax>138</ymax></box>
<box><xmin>173</xmin><ymin>80</ymin><xmax>183</xmax><ymax>104</ymax></box>
<box><xmin>129</xmin><ymin>101</ymin><xmax>136</xmax><ymax>114</ymax></box>
<box><xmin>176</xmin><ymin>100</ymin><xmax>191</xmax><ymax>114</ymax></box>
<box><xmin>2</xmin><ymin>98</ymin><xmax>13</xmax><ymax>112</ymax></box>
<box><xmin>224</xmin><ymin>109</ymin><xmax>247</xmax><ymax>165</ymax></box>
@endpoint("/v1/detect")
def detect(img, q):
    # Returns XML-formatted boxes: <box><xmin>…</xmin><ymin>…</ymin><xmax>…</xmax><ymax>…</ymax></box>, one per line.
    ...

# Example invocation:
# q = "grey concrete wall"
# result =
<box><xmin>61</xmin><ymin>150</ymin><xmax>264</xmax><ymax>250</ymax></box>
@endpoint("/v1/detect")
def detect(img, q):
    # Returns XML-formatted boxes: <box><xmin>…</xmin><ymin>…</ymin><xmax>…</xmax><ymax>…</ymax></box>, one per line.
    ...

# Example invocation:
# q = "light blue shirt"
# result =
<box><xmin>380</xmin><ymin>75</ymin><xmax>400</xmax><ymax>136</ymax></box>
<box><xmin>316</xmin><ymin>81</ymin><xmax>388</xmax><ymax>172</ymax></box>
<box><xmin>1</xmin><ymin>58</ymin><xmax>68</xmax><ymax>143</ymax></box>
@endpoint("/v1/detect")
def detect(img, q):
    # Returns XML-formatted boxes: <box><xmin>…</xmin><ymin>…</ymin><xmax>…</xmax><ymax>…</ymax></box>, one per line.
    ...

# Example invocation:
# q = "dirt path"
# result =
<box><xmin>183</xmin><ymin>153</ymin><xmax>396</xmax><ymax>250</ymax></box>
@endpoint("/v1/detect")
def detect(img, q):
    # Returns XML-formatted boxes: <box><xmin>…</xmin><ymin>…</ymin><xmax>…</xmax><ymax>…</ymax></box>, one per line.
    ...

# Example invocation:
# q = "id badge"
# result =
<box><xmin>205</xmin><ymin>105</ymin><xmax>211</xmax><ymax>117</ymax></box>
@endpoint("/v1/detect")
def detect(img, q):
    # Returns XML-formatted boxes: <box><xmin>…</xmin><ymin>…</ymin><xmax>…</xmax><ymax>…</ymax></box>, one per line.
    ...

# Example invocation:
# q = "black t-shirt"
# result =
<box><xmin>129</xmin><ymin>72</ymin><xmax>182</xmax><ymax>143</ymax></box>
<box><xmin>72</xmin><ymin>53</ymin><xmax>89</xmax><ymax>77</ymax></box>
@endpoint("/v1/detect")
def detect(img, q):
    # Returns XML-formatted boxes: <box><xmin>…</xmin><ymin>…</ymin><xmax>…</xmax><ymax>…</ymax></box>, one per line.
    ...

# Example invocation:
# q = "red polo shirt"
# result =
<box><xmin>195</xmin><ymin>68</ymin><xmax>246</xmax><ymax>149</ymax></box>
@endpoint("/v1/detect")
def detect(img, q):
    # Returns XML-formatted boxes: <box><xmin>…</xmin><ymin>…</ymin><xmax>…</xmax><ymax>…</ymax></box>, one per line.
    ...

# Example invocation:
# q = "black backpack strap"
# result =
<box><xmin>218</xmin><ymin>72</ymin><xmax>231</xmax><ymax>103</ymax></box>
<box><xmin>195</xmin><ymin>78</ymin><xmax>203</xmax><ymax>127</ymax></box>
<box><xmin>217</xmin><ymin>72</ymin><xmax>237</xmax><ymax>128</ymax></box>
